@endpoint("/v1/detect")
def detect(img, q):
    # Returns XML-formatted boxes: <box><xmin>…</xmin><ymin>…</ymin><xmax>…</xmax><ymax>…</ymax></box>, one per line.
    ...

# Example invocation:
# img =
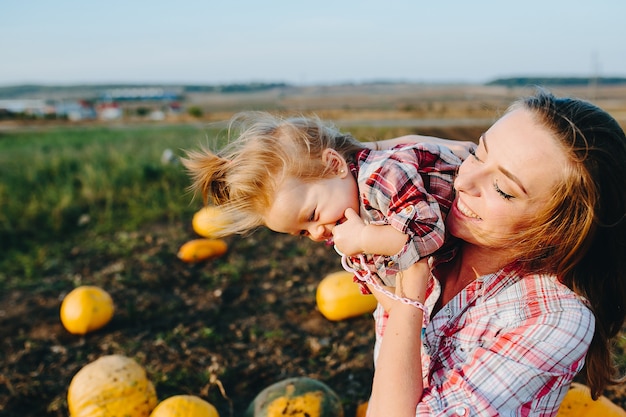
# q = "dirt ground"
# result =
<box><xmin>1</xmin><ymin>224</ymin><xmax>381</xmax><ymax>417</ymax></box>
<box><xmin>2</xmin><ymin>221</ymin><xmax>626</xmax><ymax>417</ymax></box>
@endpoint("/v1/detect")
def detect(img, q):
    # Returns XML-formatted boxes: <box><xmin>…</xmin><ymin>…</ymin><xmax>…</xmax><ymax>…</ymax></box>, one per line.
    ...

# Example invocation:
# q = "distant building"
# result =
<box><xmin>166</xmin><ymin>102</ymin><xmax>183</xmax><ymax>115</ymax></box>
<box><xmin>97</xmin><ymin>102</ymin><xmax>123</xmax><ymax>120</ymax></box>
<box><xmin>0</xmin><ymin>99</ymin><xmax>50</xmax><ymax>116</ymax></box>
<box><xmin>55</xmin><ymin>100</ymin><xmax>97</xmax><ymax>121</ymax></box>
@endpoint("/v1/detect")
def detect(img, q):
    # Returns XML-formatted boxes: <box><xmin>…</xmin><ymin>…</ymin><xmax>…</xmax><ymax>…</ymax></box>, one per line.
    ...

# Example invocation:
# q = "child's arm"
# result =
<box><xmin>366</xmin><ymin>134</ymin><xmax>475</xmax><ymax>160</ymax></box>
<box><xmin>332</xmin><ymin>208</ymin><xmax>407</xmax><ymax>257</ymax></box>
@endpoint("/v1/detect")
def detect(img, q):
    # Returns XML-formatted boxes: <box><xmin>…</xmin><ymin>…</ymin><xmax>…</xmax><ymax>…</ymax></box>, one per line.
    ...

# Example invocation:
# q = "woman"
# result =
<box><xmin>367</xmin><ymin>90</ymin><xmax>626</xmax><ymax>416</ymax></box>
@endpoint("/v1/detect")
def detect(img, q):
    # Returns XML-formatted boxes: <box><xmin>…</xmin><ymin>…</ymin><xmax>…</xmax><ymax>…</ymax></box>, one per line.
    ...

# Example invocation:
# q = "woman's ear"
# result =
<box><xmin>322</xmin><ymin>148</ymin><xmax>349</xmax><ymax>177</ymax></box>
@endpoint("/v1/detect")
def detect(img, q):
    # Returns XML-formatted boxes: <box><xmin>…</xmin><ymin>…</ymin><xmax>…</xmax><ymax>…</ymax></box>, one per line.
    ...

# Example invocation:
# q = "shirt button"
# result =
<box><xmin>455</xmin><ymin>406</ymin><xmax>467</xmax><ymax>416</ymax></box>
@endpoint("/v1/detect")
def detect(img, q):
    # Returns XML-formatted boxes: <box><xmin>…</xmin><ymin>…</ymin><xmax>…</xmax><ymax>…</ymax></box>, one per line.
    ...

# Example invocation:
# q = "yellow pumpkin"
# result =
<box><xmin>316</xmin><ymin>271</ymin><xmax>378</xmax><ymax>321</ymax></box>
<box><xmin>68</xmin><ymin>354</ymin><xmax>158</xmax><ymax>417</ymax></box>
<box><xmin>60</xmin><ymin>286</ymin><xmax>114</xmax><ymax>335</ymax></box>
<box><xmin>245</xmin><ymin>377</ymin><xmax>343</xmax><ymax>417</ymax></box>
<box><xmin>150</xmin><ymin>395</ymin><xmax>219</xmax><ymax>417</ymax></box>
<box><xmin>192</xmin><ymin>206</ymin><xmax>229</xmax><ymax>238</ymax></box>
<box><xmin>556</xmin><ymin>382</ymin><xmax>626</xmax><ymax>417</ymax></box>
<box><xmin>355</xmin><ymin>402</ymin><xmax>368</xmax><ymax>417</ymax></box>
<box><xmin>177</xmin><ymin>239</ymin><xmax>228</xmax><ymax>263</ymax></box>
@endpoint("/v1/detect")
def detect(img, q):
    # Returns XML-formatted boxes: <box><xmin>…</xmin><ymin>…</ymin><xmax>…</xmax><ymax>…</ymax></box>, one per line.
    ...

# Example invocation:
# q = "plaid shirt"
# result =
<box><xmin>345</xmin><ymin>143</ymin><xmax>459</xmax><ymax>289</ymax></box>
<box><xmin>373</xmin><ymin>259</ymin><xmax>594</xmax><ymax>416</ymax></box>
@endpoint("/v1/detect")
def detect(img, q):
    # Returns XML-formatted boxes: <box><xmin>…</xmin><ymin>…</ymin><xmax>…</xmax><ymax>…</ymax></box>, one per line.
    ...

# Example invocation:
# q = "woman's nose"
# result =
<box><xmin>455</xmin><ymin>159</ymin><xmax>482</xmax><ymax>195</ymax></box>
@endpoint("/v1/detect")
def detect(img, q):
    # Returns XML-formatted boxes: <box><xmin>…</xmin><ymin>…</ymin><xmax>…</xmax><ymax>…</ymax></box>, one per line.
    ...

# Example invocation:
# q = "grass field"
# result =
<box><xmin>0</xmin><ymin>125</ymin><xmax>209</xmax><ymax>289</ymax></box>
<box><xmin>0</xmin><ymin>122</ymin><xmax>448</xmax><ymax>289</ymax></box>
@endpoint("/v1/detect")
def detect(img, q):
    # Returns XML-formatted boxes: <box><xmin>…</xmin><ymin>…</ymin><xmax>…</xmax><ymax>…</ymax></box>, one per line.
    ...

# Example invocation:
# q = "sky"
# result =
<box><xmin>1</xmin><ymin>0</ymin><xmax>625</xmax><ymax>87</ymax></box>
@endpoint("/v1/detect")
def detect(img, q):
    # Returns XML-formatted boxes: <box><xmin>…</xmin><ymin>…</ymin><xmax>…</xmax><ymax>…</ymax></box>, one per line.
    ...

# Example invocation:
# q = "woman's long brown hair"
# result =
<box><xmin>511</xmin><ymin>90</ymin><xmax>626</xmax><ymax>398</ymax></box>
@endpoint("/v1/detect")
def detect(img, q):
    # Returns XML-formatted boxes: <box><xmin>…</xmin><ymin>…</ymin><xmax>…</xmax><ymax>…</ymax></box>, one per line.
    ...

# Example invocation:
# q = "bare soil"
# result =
<box><xmin>1</xmin><ymin>224</ymin><xmax>380</xmax><ymax>417</ymax></box>
<box><xmin>2</xmin><ymin>212</ymin><xmax>625</xmax><ymax>417</ymax></box>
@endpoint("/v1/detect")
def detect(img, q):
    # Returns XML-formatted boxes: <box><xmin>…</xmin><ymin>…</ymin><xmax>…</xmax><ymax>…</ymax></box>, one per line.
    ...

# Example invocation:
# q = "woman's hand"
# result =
<box><xmin>367</xmin><ymin>259</ymin><xmax>430</xmax><ymax>417</ymax></box>
<box><xmin>394</xmin><ymin>259</ymin><xmax>430</xmax><ymax>303</ymax></box>
<box><xmin>366</xmin><ymin>279</ymin><xmax>396</xmax><ymax>313</ymax></box>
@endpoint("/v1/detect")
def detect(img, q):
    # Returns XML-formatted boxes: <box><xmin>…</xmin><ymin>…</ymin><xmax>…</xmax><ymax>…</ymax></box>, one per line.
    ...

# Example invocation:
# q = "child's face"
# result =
<box><xmin>264</xmin><ymin>172</ymin><xmax>359</xmax><ymax>243</ymax></box>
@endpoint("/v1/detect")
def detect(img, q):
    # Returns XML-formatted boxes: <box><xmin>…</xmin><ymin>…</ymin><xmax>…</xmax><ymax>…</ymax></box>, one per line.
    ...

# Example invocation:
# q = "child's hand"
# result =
<box><xmin>332</xmin><ymin>208</ymin><xmax>366</xmax><ymax>256</ymax></box>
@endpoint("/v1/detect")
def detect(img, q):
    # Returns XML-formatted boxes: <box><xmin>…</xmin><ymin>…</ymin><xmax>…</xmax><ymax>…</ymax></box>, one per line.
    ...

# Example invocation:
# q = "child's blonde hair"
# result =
<box><xmin>182</xmin><ymin>111</ymin><xmax>365</xmax><ymax>236</ymax></box>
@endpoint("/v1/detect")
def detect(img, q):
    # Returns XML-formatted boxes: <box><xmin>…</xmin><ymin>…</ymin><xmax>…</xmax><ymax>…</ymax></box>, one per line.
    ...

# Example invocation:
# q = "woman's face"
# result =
<box><xmin>447</xmin><ymin>107</ymin><xmax>570</xmax><ymax>248</ymax></box>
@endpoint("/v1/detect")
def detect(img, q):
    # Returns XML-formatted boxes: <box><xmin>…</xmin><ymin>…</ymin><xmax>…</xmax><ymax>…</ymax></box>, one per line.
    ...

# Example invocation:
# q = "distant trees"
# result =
<box><xmin>0</xmin><ymin>83</ymin><xmax>291</xmax><ymax>100</ymax></box>
<box><xmin>487</xmin><ymin>77</ymin><xmax>626</xmax><ymax>87</ymax></box>
<box><xmin>183</xmin><ymin>82</ymin><xmax>288</xmax><ymax>93</ymax></box>
<box><xmin>187</xmin><ymin>106</ymin><xmax>203</xmax><ymax>118</ymax></box>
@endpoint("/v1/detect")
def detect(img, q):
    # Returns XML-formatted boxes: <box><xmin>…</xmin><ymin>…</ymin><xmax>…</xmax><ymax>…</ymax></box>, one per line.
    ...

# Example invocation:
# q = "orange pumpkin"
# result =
<box><xmin>316</xmin><ymin>271</ymin><xmax>377</xmax><ymax>321</ymax></box>
<box><xmin>177</xmin><ymin>239</ymin><xmax>228</xmax><ymax>263</ymax></box>
<box><xmin>60</xmin><ymin>286</ymin><xmax>114</xmax><ymax>335</ymax></box>
<box><xmin>68</xmin><ymin>355</ymin><xmax>157</xmax><ymax>417</ymax></box>
<box><xmin>556</xmin><ymin>383</ymin><xmax>626</xmax><ymax>417</ymax></box>
<box><xmin>150</xmin><ymin>395</ymin><xmax>219</xmax><ymax>417</ymax></box>
<box><xmin>245</xmin><ymin>377</ymin><xmax>343</xmax><ymax>417</ymax></box>
<box><xmin>355</xmin><ymin>402</ymin><xmax>368</xmax><ymax>417</ymax></box>
<box><xmin>192</xmin><ymin>206</ymin><xmax>229</xmax><ymax>238</ymax></box>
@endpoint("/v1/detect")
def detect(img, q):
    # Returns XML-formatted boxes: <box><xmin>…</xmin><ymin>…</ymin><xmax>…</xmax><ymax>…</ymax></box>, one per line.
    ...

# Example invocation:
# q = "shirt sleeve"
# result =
<box><xmin>359</xmin><ymin>145</ymin><xmax>457</xmax><ymax>270</ymax></box>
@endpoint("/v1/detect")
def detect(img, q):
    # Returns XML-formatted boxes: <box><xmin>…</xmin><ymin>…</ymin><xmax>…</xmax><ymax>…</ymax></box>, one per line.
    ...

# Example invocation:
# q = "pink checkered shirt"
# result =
<box><xmin>374</xmin><ymin>260</ymin><xmax>594</xmax><ymax>416</ymax></box>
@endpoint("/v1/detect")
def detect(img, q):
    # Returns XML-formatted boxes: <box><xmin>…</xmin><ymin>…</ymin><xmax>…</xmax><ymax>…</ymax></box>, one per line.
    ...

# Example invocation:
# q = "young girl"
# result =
<box><xmin>183</xmin><ymin>111</ymin><xmax>466</xmax><ymax>346</ymax></box>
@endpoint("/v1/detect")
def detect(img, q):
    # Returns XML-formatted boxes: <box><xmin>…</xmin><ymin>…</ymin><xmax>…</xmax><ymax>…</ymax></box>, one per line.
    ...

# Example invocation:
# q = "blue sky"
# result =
<box><xmin>1</xmin><ymin>0</ymin><xmax>624</xmax><ymax>86</ymax></box>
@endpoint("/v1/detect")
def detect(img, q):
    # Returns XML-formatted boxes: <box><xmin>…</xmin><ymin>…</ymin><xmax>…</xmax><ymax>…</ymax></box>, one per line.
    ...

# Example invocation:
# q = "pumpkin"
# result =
<box><xmin>60</xmin><ymin>285</ymin><xmax>115</xmax><ymax>335</ymax></box>
<box><xmin>177</xmin><ymin>239</ymin><xmax>228</xmax><ymax>263</ymax></box>
<box><xmin>67</xmin><ymin>354</ymin><xmax>158</xmax><ymax>417</ymax></box>
<box><xmin>244</xmin><ymin>377</ymin><xmax>344</xmax><ymax>417</ymax></box>
<box><xmin>192</xmin><ymin>206</ymin><xmax>229</xmax><ymax>238</ymax></box>
<box><xmin>150</xmin><ymin>395</ymin><xmax>219</xmax><ymax>417</ymax></box>
<box><xmin>556</xmin><ymin>382</ymin><xmax>626</xmax><ymax>417</ymax></box>
<box><xmin>355</xmin><ymin>402</ymin><xmax>368</xmax><ymax>417</ymax></box>
<box><xmin>316</xmin><ymin>271</ymin><xmax>378</xmax><ymax>321</ymax></box>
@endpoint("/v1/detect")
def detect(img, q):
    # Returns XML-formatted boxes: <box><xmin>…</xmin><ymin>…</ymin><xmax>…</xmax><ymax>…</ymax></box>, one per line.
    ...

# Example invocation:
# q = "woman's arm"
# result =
<box><xmin>366</xmin><ymin>134</ymin><xmax>475</xmax><ymax>160</ymax></box>
<box><xmin>367</xmin><ymin>260</ymin><xmax>430</xmax><ymax>417</ymax></box>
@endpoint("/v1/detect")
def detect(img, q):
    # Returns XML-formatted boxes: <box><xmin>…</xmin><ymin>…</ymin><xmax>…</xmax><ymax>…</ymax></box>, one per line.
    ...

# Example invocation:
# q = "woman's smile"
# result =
<box><xmin>455</xmin><ymin>198</ymin><xmax>481</xmax><ymax>220</ymax></box>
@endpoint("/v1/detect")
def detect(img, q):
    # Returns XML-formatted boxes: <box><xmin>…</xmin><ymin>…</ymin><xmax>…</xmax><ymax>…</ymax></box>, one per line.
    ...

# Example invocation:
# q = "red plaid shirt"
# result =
<box><xmin>345</xmin><ymin>143</ymin><xmax>459</xmax><ymax>290</ymax></box>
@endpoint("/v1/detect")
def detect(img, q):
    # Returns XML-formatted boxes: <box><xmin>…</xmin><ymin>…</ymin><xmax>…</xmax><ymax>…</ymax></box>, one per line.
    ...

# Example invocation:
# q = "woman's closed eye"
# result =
<box><xmin>494</xmin><ymin>180</ymin><xmax>514</xmax><ymax>200</ymax></box>
<box><xmin>469</xmin><ymin>144</ymin><xmax>515</xmax><ymax>200</ymax></box>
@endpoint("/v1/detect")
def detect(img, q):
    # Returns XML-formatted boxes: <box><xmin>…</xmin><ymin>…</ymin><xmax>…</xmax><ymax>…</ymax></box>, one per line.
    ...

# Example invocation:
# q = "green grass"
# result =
<box><xmin>0</xmin><ymin>124</ymin><xmax>218</xmax><ymax>289</ymax></box>
<box><xmin>0</xmin><ymin>123</ymin><xmax>413</xmax><ymax>291</ymax></box>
